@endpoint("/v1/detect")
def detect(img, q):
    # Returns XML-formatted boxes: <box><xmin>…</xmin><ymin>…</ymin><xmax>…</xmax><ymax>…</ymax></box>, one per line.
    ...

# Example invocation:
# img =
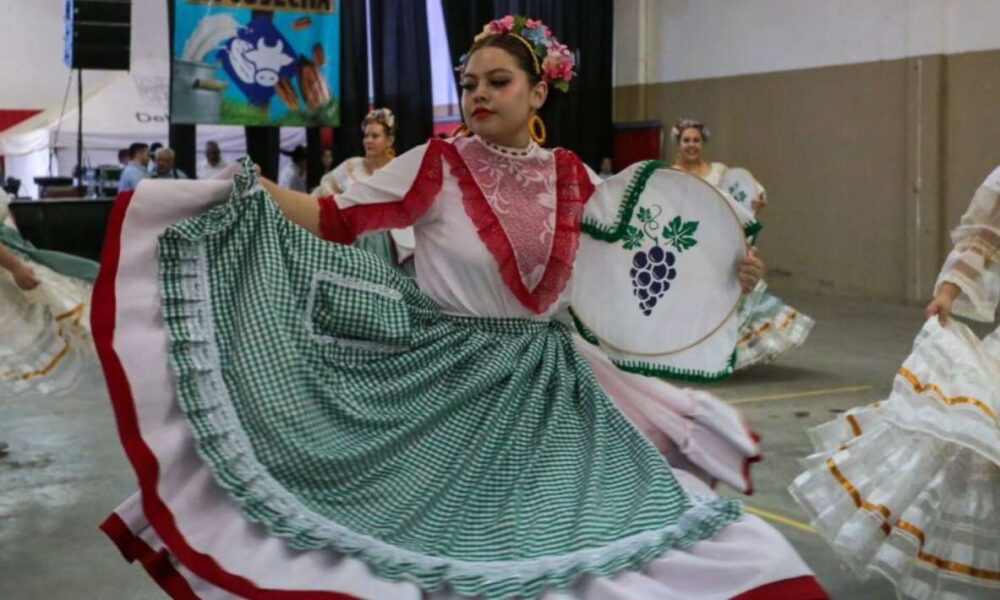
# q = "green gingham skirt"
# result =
<box><xmin>353</xmin><ymin>230</ymin><xmax>416</xmax><ymax>277</ymax></box>
<box><xmin>156</xmin><ymin>162</ymin><xmax>742</xmax><ymax>599</ymax></box>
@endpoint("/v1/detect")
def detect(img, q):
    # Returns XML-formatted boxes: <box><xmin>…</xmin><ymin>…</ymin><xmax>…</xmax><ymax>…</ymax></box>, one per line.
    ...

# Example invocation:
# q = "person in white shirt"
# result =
<box><xmin>197</xmin><ymin>141</ymin><xmax>227</xmax><ymax>180</ymax></box>
<box><xmin>278</xmin><ymin>145</ymin><xmax>307</xmax><ymax>192</ymax></box>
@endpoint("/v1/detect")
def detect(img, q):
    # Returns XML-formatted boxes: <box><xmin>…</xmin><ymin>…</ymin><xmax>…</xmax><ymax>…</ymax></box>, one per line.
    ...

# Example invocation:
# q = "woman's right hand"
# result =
<box><xmin>13</xmin><ymin>264</ymin><xmax>39</xmax><ymax>290</ymax></box>
<box><xmin>924</xmin><ymin>282</ymin><xmax>961</xmax><ymax>325</ymax></box>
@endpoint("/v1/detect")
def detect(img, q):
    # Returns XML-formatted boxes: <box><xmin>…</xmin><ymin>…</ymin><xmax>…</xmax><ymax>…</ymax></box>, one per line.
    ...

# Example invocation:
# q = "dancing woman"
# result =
<box><xmin>791</xmin><ymin>164</ymin><xmax>1000</xmax><ymax>599</ymax></box>
<box><xmin>0</xmin><ymin>191</ymin><xmax>97</xmax><ymax>395</ymax></box>
<box><xmin>98</xmin><ymin>17</ymin><xmax>827</xmax><ymax>599</ymax></box>
<box><xmin>314</xmin><ymin>108</ymin><xmax>414</xmax><ymax>274</ymax></box>
<box><xmin>671</xmin><ymin>119</ymin><xmax>814</xmax><ymax>370</ymax></box>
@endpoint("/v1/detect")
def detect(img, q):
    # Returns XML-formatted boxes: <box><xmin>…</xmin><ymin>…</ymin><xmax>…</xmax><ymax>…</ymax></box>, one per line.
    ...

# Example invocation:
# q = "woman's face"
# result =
<box><xmin>678</xmin><ymin>127</ymin><xmax>704</xmax><ymax>163</ymax></box>
<box><xmin>460</xmin><ymin>46</ymin><xmax>547</xmax><ymax>147</ymax></box>
<box><xmin>363</xmin><ymin>123</ymin><xmax>393</xmax><ymax>159</ymax></box>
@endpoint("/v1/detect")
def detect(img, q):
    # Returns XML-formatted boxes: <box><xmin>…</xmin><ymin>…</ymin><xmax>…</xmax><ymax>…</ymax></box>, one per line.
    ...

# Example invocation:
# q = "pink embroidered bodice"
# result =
<box><xmin>318</xmin><ymin>136</ymin><xmax>594</xmax><ymax>319</ymax></box>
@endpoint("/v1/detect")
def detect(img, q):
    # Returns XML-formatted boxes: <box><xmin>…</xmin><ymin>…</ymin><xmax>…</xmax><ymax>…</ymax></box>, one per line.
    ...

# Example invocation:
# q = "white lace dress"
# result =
<box><xmin>790</xmin><ymin>165</ymin><xmax>1000</xmax><ymax>599</ymax></box>
<box><xmin>0</xmin><ymin>193</ymin><xmax>96</xmax><ymax>395</ymax></box>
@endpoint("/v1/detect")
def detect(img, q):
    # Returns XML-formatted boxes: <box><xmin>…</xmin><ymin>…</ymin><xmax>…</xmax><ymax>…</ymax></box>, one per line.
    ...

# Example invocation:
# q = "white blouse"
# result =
<box><xmin>937</xmin><ymin>165</ymin><xmax>1000</xmax><ymax>322</ymax></box>
<box><xmin>315</xmin><ymin>157</ymin><xmax>369</xmax><ymax>198</ymax></box>
<box><xmin>317</xmin><ymin>136</ymin><xmax>600</xmax><ymax>320</ymax></box>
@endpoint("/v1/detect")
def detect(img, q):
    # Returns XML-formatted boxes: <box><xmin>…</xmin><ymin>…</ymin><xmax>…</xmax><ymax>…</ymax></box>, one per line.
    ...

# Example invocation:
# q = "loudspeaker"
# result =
<box><xmin>64</xmin><ymin>0</ymin><xmax>131</xmax><ymax>70</ymax></box>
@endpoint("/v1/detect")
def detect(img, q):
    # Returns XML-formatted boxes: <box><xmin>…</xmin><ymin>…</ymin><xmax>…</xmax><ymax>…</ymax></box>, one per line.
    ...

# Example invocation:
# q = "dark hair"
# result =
<box><xmin>281</xmin><ymin>145</ymin><xmax>307</xmax><ymax>163</ymax></box>
<box><xmin>128</xmin><ymin>142</ymin><xmax>149</xmax><ymax>158</ymax></box>
<box><xmin>466</xmin><ymin>35</ymin><xmax>541</xmax><ymax>87</ymax></box>
<box><xmin>150</xmin><ymin>142</ymin><xmax>163</xmax><ymax>152</ymax></box>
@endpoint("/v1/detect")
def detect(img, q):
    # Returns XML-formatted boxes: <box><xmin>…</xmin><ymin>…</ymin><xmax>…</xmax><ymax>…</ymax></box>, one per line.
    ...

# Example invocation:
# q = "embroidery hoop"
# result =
<box><xmin>573</xmin><ymin>167</ymin><xmax>747</xmax><ymax>356</ymax></box>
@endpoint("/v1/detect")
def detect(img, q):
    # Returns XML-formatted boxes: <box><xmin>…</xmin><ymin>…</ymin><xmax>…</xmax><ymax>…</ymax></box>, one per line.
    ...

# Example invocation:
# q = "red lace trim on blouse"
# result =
<box><xmin>316</xmin><ymin>139</ymin><xmax>595</xmax><ymax>315</ymax></box>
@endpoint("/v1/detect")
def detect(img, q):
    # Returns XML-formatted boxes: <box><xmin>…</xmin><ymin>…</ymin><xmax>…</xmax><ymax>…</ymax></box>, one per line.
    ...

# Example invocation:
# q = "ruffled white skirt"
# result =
<box><xmin>0</xmin><ymin>260</ymin><xmax>94</xmax><ymax>395</ymax></box>
<box><xmin>735</xmin><ymin>281</ymin><xmax>814</xmax><ymax>370</ymax></box>
<box><xmin>790</xmin><ymin>318</ymin><xmax>1000</xmax><ymax>599</ymax></box>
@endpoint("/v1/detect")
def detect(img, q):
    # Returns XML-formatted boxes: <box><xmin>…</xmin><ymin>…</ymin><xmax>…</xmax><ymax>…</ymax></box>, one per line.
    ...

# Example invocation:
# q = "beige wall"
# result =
<box><xmin>614</xmin><ymin>49</ymin><xmax>1000</xmax><ymax>303</ymax></box>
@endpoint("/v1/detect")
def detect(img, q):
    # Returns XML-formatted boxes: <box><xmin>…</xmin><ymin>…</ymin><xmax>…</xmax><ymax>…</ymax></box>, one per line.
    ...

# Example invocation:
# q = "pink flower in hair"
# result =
<box><xmin>463</xmin><ymin>15</ymin><xmax>576</xmax><ymax>93</ymax></box>
<box><xmin>490</xmin><ymin>15</ymin><xmax>515</xmax><ymax>33</ymax></box>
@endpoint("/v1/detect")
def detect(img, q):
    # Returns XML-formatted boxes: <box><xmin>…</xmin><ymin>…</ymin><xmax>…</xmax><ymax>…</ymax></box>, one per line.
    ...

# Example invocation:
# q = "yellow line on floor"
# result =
<box><xmin>745</xmin><ymin>505</ymin><xmax>816</xmax><ymax>534</ymax></box>
<box><xmin>726</xmin><ymin>385</ymin><xmax>873</xmax><ymax>405</ymax></box>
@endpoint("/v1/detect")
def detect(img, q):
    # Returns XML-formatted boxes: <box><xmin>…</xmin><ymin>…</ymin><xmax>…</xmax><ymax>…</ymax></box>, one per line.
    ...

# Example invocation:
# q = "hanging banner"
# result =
<box><xmin>171</xmin><ymin>0</ymin><xmax>340</xmax><ymax>126</ymax></box>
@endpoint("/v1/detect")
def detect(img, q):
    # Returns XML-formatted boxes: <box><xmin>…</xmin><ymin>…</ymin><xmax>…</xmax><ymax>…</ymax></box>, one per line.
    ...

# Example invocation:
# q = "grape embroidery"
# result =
<box><xmin>622</xmin><ymin>205</ymin><xmax>699</xmax><ymax>316</ymax></box>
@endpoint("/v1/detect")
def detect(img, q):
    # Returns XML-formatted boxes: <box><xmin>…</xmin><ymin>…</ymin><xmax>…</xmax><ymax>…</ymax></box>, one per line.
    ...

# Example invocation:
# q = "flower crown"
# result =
<box><xmin>362</xmin><ymin>108</ymin><xmax>395</xmax><ymax>134</ymax></box>
<box><xmin>459</xmin><ymin>15</ymin><xmax>576</xmax><ymax>93</ymax></box>
<box><xmin>671</xmin><ymin>119</ymin><xmax>711</xmax><ymax>143</ymax></box>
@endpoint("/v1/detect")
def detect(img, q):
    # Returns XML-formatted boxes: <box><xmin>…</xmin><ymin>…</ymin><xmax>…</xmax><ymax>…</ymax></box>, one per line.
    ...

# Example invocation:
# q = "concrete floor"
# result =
<box><xmin>0</xmin><ymin>290</ymin><xmax>941</xmax><ymax>599</ymax></box>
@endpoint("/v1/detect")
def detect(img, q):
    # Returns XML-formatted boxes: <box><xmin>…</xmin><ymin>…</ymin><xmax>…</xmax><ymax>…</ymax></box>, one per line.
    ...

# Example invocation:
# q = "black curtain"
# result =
<box><xmin>305</xmin><ymin>128</ymin><xmax>324</xmax><ymax>188</ymax></box>
<box><xmin>370</xmin><ymin>0</ymin><xmax>434</xmax><ymax>153</ymax></box>
<box><xmin>245</xmin><ymin>127</ymin><xmax>280</xmax><ymax>180</ymax></box>
<box><xmin>440</xmin><ymin>1</ymin><xmax>613</xmax><ymax>170</ymax></box>
<box><xmin>169</xmin><ymin>124</ymin><xmax>196</xmax><ymax>180</ymax></box>
<box><xmin>333</xmin><ymin>0</ymin><xmax>370</xmax><ymax>165</ymax></box>
<box><xmin>440</xmin><ymin>0</ymin><xmax>494</xmax><ymax>83</ymax></box>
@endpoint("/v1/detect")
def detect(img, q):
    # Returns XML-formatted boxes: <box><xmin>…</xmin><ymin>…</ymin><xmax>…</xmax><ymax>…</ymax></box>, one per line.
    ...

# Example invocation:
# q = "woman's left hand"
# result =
<box><xmin>738</xmin><ymin>247</ymin><xmax>765</xmax><ymax>293</ymax></box>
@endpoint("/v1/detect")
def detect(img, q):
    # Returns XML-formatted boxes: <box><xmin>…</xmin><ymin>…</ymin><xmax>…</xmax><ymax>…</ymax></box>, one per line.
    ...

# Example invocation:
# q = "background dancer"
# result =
<box><xmin>314</xmin><ymin>107</ymin><xmax>414</xmax><ymax>275</ymax></box>
<box><xmin>671</xmin><ymin>118</ymin><xmax>815</xmax><ymax>370</ymax></box>
<box><xmin>0</xmin><ymin>190</ymin><xmax>98</xmax><ymax>398</ymax></box>
<box><xmin>791</xmin><ymin>163</ymin><xmax>1000</xmax><ymax>599</ymax></box>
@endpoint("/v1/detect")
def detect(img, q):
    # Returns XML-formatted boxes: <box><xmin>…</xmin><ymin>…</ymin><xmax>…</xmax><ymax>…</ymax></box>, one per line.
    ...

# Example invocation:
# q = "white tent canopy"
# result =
<box><xmin>0</xmin><ymin>57</ymin><xmax>304</xmax><ymax>198</ymax></box>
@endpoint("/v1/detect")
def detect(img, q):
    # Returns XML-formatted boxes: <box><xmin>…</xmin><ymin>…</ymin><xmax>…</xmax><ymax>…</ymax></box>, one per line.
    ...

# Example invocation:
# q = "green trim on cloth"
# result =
<box><xmin>155</xmin><ymin>159</ymin><xmax>743</xmax><ymax>599</ymax></box>
<box><xmin>743</xmin><ymin>220</ymin><xmax>763</xmax><ymax>244</ymax></box>
<box><xmin>581</xmin><ymin>161</ymin><xmax>762</xmax><ymax>246</ymax></box>
<box><xmin>581</xmin><ymin>160</ymin><xmax>664</xmax><ymax>242</ymax></box>
<box><xmin>0</xmin><ymin>225</ymin><xmax>99</xmax><ymax>282</ymax></box>
<box><xmin>569</xmin><ymin>308</ymin><xmax>736</xmax><ymax>383</ymax></box>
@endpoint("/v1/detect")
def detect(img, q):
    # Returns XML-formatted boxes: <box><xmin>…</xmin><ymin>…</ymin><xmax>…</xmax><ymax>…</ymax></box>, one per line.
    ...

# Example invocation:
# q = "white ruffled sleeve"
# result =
<box><xmin>935</xmin><ymin>165</ymin><xmax>1000</xmax><ymax>322</ymax></box>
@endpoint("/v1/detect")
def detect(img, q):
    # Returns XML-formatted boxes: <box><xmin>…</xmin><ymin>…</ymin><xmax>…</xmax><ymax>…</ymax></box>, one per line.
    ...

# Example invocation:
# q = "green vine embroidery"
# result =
<box><xmin>663</xmin><ymin>216</ymin><xmax>700</xmax><ymax>252</ymax></box>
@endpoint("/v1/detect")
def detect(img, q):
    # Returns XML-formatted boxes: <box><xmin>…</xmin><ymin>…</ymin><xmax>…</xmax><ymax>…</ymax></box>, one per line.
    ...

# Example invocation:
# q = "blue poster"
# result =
<box><xmin>171</xmin><ymin>1</ymin><xmax>340</xmax><ymax>126</ymax></box>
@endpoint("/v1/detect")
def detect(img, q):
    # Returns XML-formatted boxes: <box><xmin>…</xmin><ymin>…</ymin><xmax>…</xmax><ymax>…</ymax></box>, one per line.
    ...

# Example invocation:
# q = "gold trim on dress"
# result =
<box><xmin>897</xmin><ymin>367</ymin><xmax>998</xmax><ymax>422</ymax></box>
<box><xmin>55</xmin><ymin>303</ymin><xmax>85</xmax><ymax>323</ymax></box>
<box><xmin>826</xmin><ymin>456</ymin><xmax>1000</xmax><ymax>581</ymax></box>
<box><xmin>7</xmin><ymin>337</ymin><xmax>71</xmax><ymax>381</ymax></box>
<box><xmin>825</xmin><ymin>458</ymin><xmax>892</xmax><ymax>535</ymax></box>
<box><xmin>738</xmin><ymin>311</ymin><xmax>799</xmax><ymax>345</ymax></box>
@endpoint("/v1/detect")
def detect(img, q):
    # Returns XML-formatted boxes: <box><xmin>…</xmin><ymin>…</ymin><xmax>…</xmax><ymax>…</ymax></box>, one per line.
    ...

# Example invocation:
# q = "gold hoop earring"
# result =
<box><xmin>529</xmin><ymin>114</ymin><xmax>546</xmax><ymax>145</ymax></box>
<box><xmin>451</xmin><ymin>123</ymin><xmax>472</xmax><ymax>138</ymax></box>
<box><xmin>386</xmin><ymin>148</ymin><xmax>396</xmax><ymax>159</ymax></box>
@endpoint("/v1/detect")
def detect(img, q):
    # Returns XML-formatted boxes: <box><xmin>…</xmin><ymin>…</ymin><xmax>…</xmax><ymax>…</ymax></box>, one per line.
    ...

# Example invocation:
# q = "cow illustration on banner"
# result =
<box><xmin>171</xmin><ymin>1</ymin><xmax>340</xmax><ymax>126</ymax></box>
